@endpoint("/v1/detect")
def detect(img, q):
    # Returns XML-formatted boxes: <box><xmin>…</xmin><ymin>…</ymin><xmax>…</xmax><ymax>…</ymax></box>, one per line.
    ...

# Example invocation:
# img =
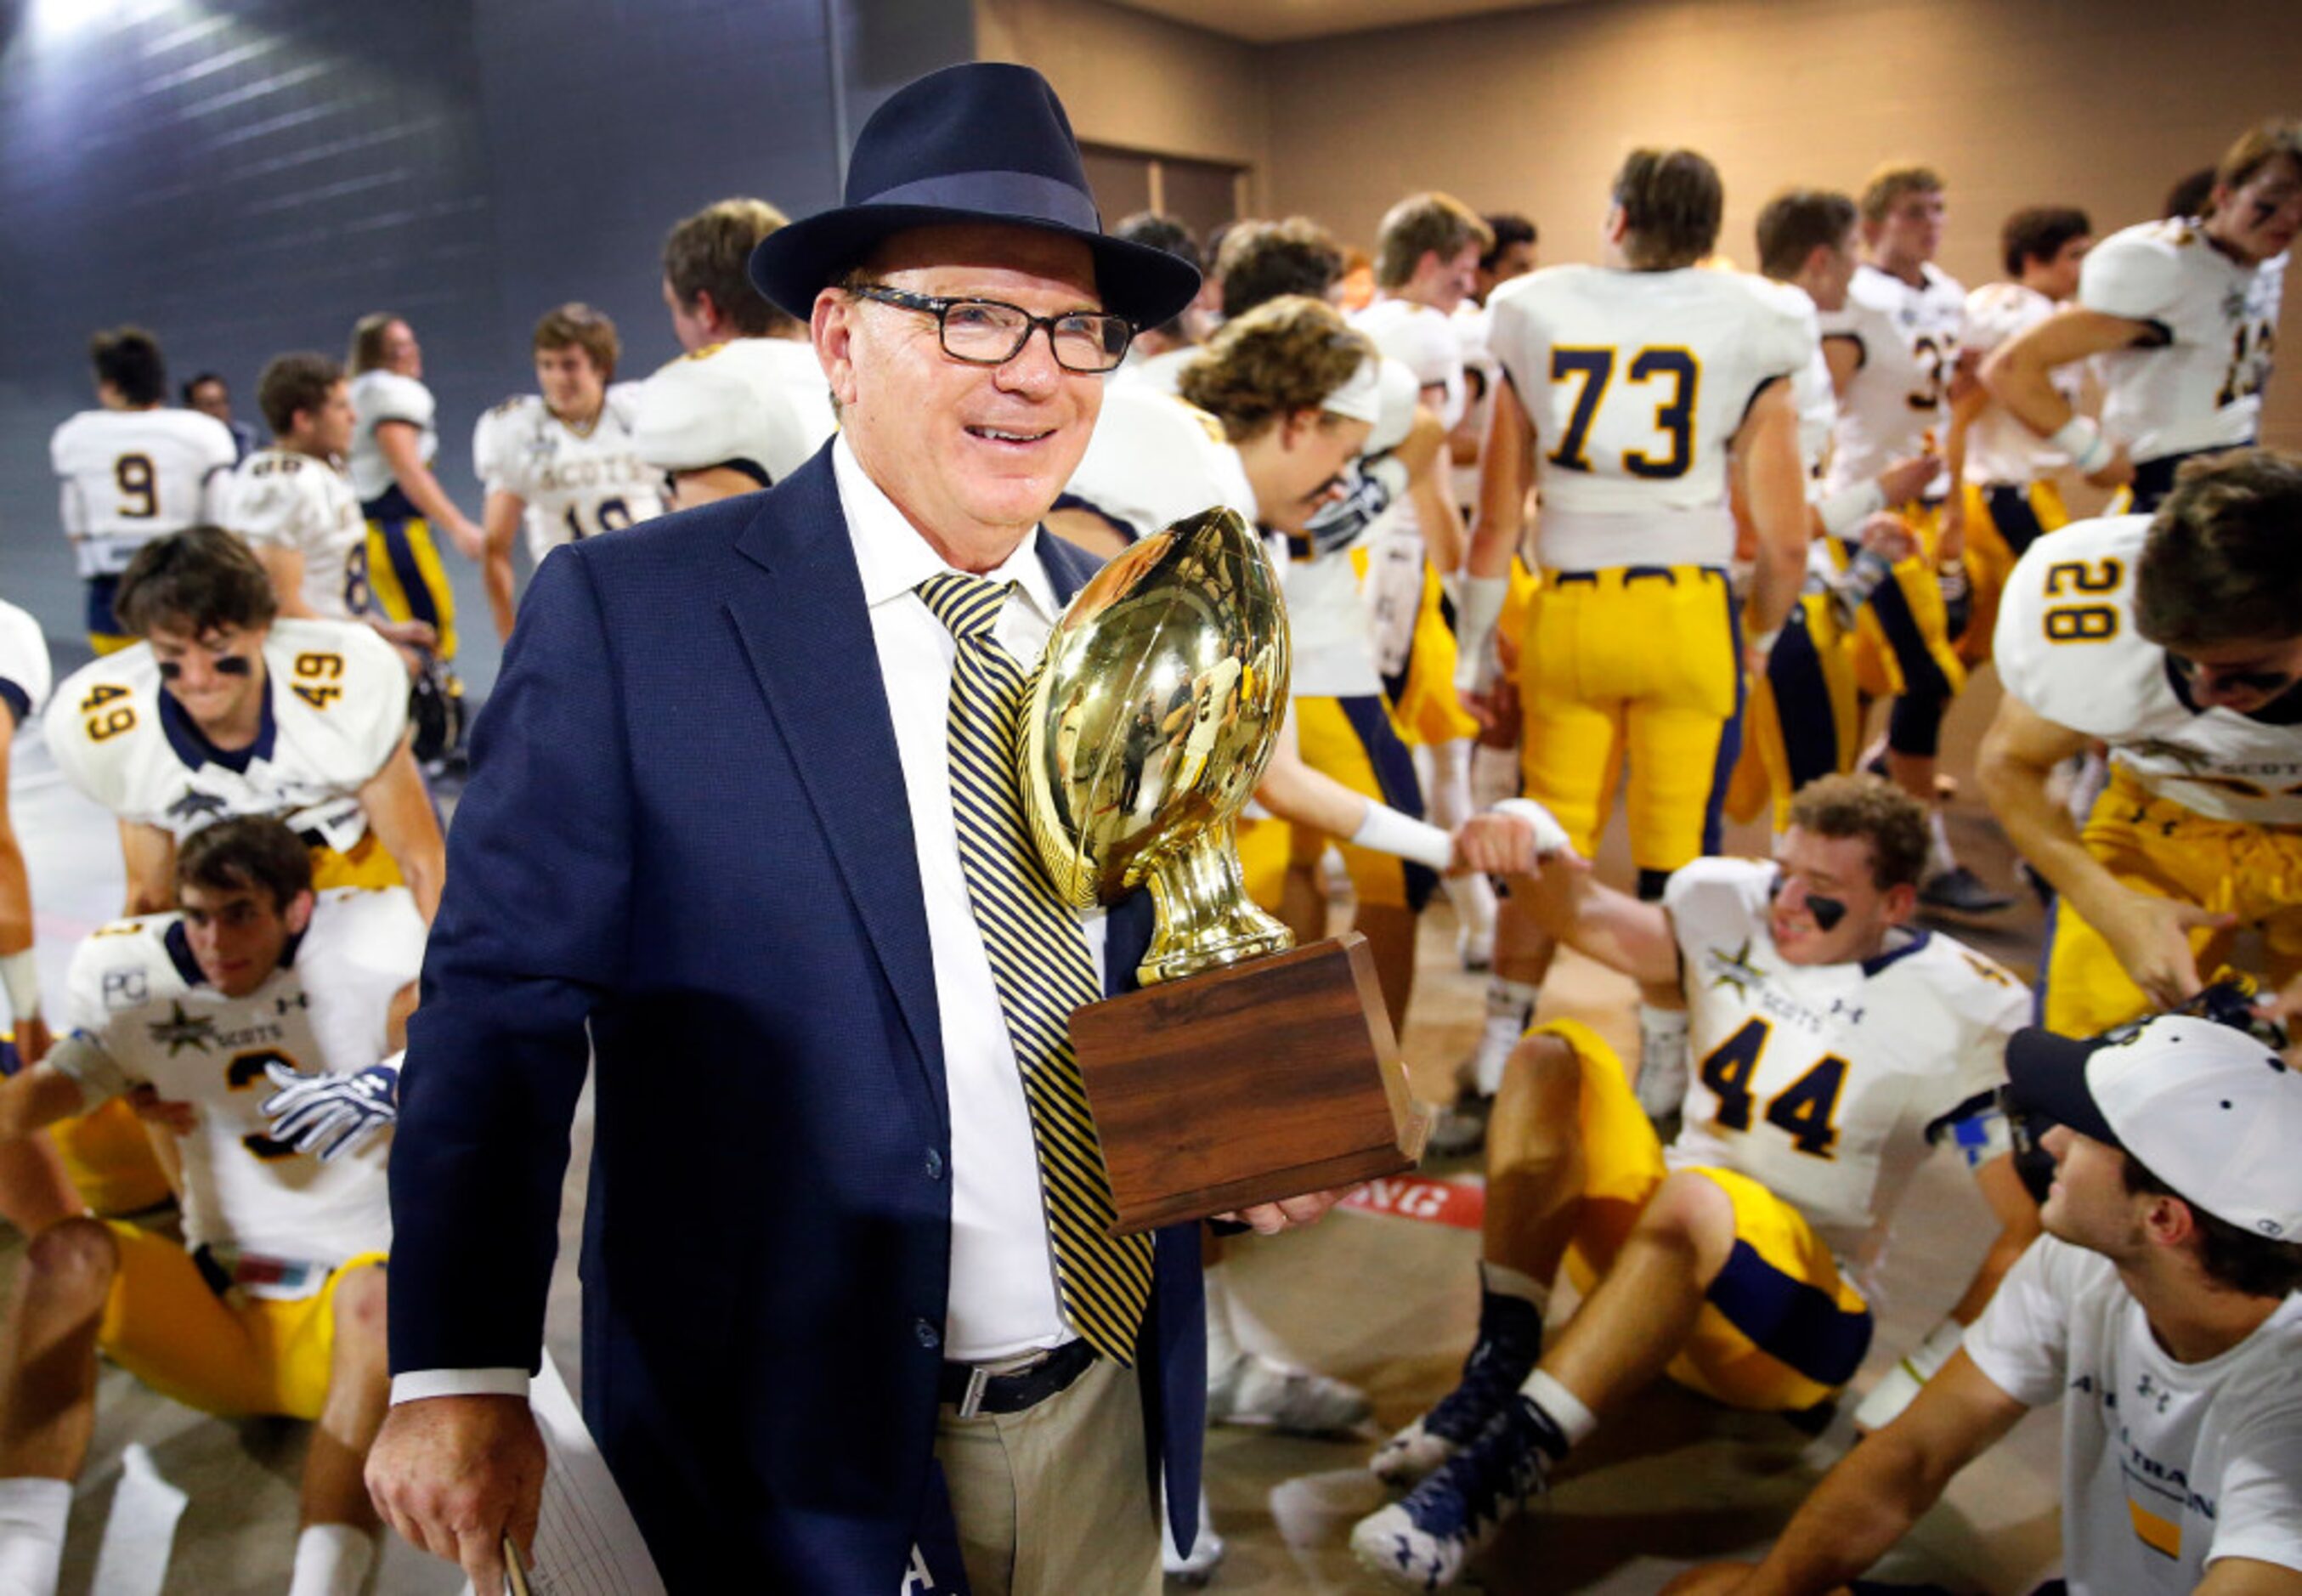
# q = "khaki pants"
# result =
<box><xmin>932</xmin><ymin>1354</ymin><xmax>1161</xmax><ymax>1596</ymax></box>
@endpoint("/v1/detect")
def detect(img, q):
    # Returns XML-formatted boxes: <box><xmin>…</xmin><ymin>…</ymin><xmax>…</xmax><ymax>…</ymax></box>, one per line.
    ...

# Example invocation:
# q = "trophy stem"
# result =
<box><xmin>1138</xmin><ymin>820</ymin><xmax>1294</xmax><ymax>986</ymax></box>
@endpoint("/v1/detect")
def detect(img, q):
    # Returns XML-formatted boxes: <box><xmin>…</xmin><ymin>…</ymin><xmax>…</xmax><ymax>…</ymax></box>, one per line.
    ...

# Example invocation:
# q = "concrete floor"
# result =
<box><xmin>8</xmin><ymin>656</ymin><xmax>2065</xmax><ymax>1594</ymax></box>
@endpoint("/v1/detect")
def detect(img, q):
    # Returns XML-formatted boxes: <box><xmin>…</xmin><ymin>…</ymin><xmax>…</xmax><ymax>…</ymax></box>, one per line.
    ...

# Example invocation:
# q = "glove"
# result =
<box><xmin>1852</xmin><ymin>1316</ymin><xmax>1964</xmax><ymax>1433</ymax></box>
<box><xmin>1492</xmin><ymin>797</ymin><xmax>1573</xmax><ymax>860</ymax></box>
<box><xmin>261</xmin><ymin>1056</ymin><xmax>401</xmax><ymax>1163</ymax></box>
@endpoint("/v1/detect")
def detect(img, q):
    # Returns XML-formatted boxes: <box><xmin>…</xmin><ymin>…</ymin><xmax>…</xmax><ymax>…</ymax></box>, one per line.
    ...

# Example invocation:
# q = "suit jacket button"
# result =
<box><xmin>924</xmin><ymin>1148</ymin><xmax>945</xmax><ymax>1180</ymax></box>
<box><xmin>914</xmin><ymin>1318</ymin><xmax>942</xmax><ymax>1350</ymax></box>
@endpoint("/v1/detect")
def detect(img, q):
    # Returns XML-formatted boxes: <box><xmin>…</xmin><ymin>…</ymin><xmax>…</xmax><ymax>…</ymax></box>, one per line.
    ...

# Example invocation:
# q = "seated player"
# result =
<box><xmin>634</xmin><ymin>198</ymin><xmax>835</xmax><ymax>507</ymax></box>
<box><xmin>1351</xmin><ymin>775</ymin><xmax>2039</xmax><ymax>1592</ymax></box>
<box><xmin>228</xmin><ymin>351</ymin><xmax>434</xmax><ymax>667</ymax></box>
<box><xmin>1666</xmin><ymin>1011</ymin><xmax>2302</xmax><ymax>1596</ymax></box>
<box><xmin>0</xmin><ymin>817</ymin><xmax>421</xmax><ymax>1596</ymax></box>
<box><xmin>48</xmin><ymin>326</ymin><xmax>236</xmax><ymax>655</ymax></box>
<box><xmin>476</xmin><ymin>303</ymin><xmax>667</xmax><ymax>640</ymax></box>
<box><xmin>1978</xmin><ymin>448</ymin><xmax>2302</xmax><ymax>1039</ymax></box>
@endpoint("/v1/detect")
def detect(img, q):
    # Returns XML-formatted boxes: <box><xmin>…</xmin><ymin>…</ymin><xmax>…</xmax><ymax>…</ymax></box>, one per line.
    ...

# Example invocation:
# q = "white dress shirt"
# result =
<box><xmin>393</xmin><ymin>438</ymin><xmax>1098</xmax><ymax>1405</ymax></box>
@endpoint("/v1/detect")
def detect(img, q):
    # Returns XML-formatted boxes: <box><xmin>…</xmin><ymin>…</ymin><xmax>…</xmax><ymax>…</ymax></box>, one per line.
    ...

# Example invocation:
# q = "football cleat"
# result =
<box><xmin>1918</xmin><ymin>864</ymin><xmax>2014</xmax><ymax>915</ymax></box>
<box><xmin>1206</xmin><ymin>1350</ymin><xmax>1371</xmax><ymax>1435</ymax></box>
<box><xmin>1353</xmin><ymin>1396</ymin><xmax>1555</xmax><ymax>1590</ymax></box>
<box><xmin>1371</xmin><ymin>1288</ymin><xmax>1543</xmax><ymax>1488</ymax></box>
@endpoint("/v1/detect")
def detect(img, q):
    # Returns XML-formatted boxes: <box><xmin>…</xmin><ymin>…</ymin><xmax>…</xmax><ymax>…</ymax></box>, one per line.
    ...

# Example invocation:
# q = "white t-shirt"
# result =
<box><xmin>56</xmin><ymin>888</ymin><xmax>422</xmax><ymax>1287</ymax></box>
<box><xmin>0</xmin><ymin>600</ymin><xmax>52</xmax><ymax>728</ymax></box>
<box><xmin>1819</xmin><ymin>261</ymin><xmax>1965</xmax><ymax>498</ymax></box>
<box><xmin>44</xmin><ymin>618</ymin><xmax>410</xmax><ymax>854</ymax></box>
<box><xmin>224</xmin><ymin>448</ymin><xmax>373</xmax><ymax>621</ymax></box>
<box><xmin>50</xmin><ymin>409</ymin><xmax>237</xmax><ymax>580</ymax></box>
<box><xmin>346</xmin><ymin>371</ymin><xmax>437</xmax><ymax>506</ymax></box>
<box><xmin>1995</xmin><ymin>515</ymin><xmax>2302</xmax><ymax>825</ymax></box>
<box><xmin>2081</xmin><ymin>219</ymin><xmax>2285</xmax><ymax>464</ymax></box>
<box><xmin>631</xmin><ymin>337</ymin><xmax>834</xmax><ymax>488</ymax></box>
<box><xmin>1666</xmin><ymin>857</ymin><xmax>2025</xmax><ymax>1272</ymax></box>
<box><xmin>472</xmin><ymin>385</ymin><xmax>668</xmax><ymax>560</ymax></box>
<box><xmin>1965</xmin><ymin>1236</ymin><xmax>2302</xmax><ymax>1593</ymax></box>
<box><xmin>1962</xmin><ymin>281</ymin><xmax>2079</xmax><ymax>486</ymax></box>
<box><xmin>1487</xmin><ymin>264</ymin><xmax>1813</xmax><ymax>569</ymax></box>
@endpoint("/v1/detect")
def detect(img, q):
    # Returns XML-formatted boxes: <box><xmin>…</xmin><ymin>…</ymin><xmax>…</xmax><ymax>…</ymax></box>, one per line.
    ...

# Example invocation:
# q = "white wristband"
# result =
<box><xmin>1493</xmin><ymin>797</ymin><xmax>1572</xmax><ymax>859</ymax></box>
<box><xmin>1746</xmin><ymin>627</ymin><xmax>1781</xmax><ymax>659</ymax></box>
<box><xmin>1451</xmin><ymin>575</ymin><xmax>1511</xmax><ymax>695</ymax></box>
<box><xmin>1851</xmin><ymin>1316</ymin><xmax>1967</xmax><ymax>1433</ymax></box>
<box><xmin>1351</xmin><ymin>802</ymin><xmax>1454</xmax><ymax>872</ymax></box>
<box><xmin>1816</xmin><ymin>478</ymin><xmax>1886</xmax><ymax>538</ymax></box>
<box><xmin>2048</xmin><ymin>416</ymin><xmax>2113</xmax><ymax>474</ymax></box>
<box><xmin>0</xmin><ymin>949</ymin><xmax>37</xmax><ymax>1026</ymax></box>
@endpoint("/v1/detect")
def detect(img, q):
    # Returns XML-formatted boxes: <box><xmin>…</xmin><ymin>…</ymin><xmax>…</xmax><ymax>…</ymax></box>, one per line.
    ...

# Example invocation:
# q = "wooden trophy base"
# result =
<box><xmin>1067</xmin><ymin>932</ymin><xmax>1431</xmax><ymax>1235</ymax></box>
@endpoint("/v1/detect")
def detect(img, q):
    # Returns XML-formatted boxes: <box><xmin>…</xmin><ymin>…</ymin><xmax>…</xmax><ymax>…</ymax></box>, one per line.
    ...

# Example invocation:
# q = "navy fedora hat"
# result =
<box><xmin>748</xmin><ymin>62</ymin><xmax>1200</xmax><ymax>329</ymax></box>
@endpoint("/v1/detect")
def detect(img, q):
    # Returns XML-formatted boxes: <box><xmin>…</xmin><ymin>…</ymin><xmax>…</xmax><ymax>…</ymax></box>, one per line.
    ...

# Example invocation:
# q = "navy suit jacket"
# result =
<box><xmin>390</xmin><ymin>444</ymin><xmax>1207</xmax><ymax>1592</ymax></box>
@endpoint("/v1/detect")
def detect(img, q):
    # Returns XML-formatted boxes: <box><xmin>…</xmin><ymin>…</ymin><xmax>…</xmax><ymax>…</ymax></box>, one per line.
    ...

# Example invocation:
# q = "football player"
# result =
<box><xmin>346</xmin><ymin>313</ymin><xmax>481</xmax><ymax>676</ymax></box>
<box><xmin>1451</xmin><ymin>147</ymin><xmax>1811</xmax><ymax>1142</ymax></box>
<box><xmin>229</xmin><ymin>353</ymin><xmax>429</xmax><ymax>658</ymax></box>
<box><xmin>0</xmin><ymin>818</ymin><xmax>418</xmax><ymax>1596</ymax></box>
<box><xmin>1819</xmin><ymin>163</ymin><xmax>2004</xmax><ymax>915</ymax></box>
<box><xmin>40</xmin><ymin>529</ymin><xmax>439</xmax><ymax>1215</ymax></box>
<box><xmin>476</xmin><ymin>304</ymin><xmax>668</xmax><ymax>640</ymax></box>
<box><xmin>1983</xmin><ymin>118</ymin><xmax>2298</xmax><ymax>514</ymax></box>
<box><xmin>0</xmin><ymin>597</ymin><xmax>84</xmax><ymax>1235</ymax></box>
<box><xmin>1109</xmin><ymin>212</ymin><xmax>1213</xmax><ymax>393</ymax></box>
<box><xmin>49</xmin><ymin>326</ymin><xmax>236</xmax><ymax>654</ymax></box>
<box><xmin>1979</xmin><ymin>448</ymin><xmax>2302</xmax><ymax>1039</ymax></box>
<box><xmin>1352</xmin><ymin>777</ymin><xmax>2036</xmax><ymax>1591</ymax></box>
<box><xmin>633</xmin><ymin>198</ymin><xmax>836</xmax><ymax>508</ymax></box>
<box><xmin>1941</xmin><ymin>206</ymin><xmax>2093</xmax><ymax>661</ymax></box>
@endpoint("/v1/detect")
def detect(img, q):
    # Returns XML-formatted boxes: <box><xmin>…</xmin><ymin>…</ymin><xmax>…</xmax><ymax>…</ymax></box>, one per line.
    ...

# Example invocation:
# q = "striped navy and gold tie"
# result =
<box><xmin>917</xmin><ymin>570</ymin><xmax>1154</xmax><ymax>1365</ymax></box>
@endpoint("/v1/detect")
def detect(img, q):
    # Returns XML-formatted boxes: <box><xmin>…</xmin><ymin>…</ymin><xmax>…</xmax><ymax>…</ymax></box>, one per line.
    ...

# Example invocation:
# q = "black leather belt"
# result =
<box><xmin>938</xmin><ymin>1338</ymin><xmax>1097</xmax><ymax>1418</ymax></box>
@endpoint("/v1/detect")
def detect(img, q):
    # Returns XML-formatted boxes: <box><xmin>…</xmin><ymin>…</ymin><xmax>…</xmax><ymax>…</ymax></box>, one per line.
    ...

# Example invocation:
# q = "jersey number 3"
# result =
<box><xmin>1547</xmin><ymin>346</ymin><xmax>1700</xmax><ymax>479</ymax></box>
<box><xmin>1697</xmin><ymin>1017</ymin><xmax>1847</xmax><ymax>1158</ymax></box>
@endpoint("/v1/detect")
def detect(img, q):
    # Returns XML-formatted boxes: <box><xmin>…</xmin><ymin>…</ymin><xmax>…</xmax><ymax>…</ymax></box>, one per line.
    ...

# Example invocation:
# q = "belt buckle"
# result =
<box><xmin>958</xmin><ymin>1364</ymin><xmax>992</xmax><ymax>1420</ymax></box>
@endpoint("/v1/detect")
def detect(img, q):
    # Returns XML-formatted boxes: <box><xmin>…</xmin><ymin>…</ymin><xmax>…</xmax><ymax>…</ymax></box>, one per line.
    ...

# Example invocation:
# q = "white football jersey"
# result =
<box><xmin>2081</xmin><ymin>219</ymin><xmax>2285</xmax><ymax>464</ymax></box>
<box><xmin>0</xmin><ymin>599</ymin><xmax>52</xmax><ymax>728</ymax></box>
<box><xmin>224</xmin><ymin>448</ymin><xmax>373</xmax><ymax>621</ymax></box>
<box><xmin>1112</xmin><ymin>343</ymin><xmax>1197</xmax><ymax>398</ymax></box>
<box><xmin>49</xmin><ymin>409</ymin><xmax>237</xmax><ymax>580</ymax></box>
<box><xmin>1487</xmin><ymin>265</ymin><xmax>1813</xmax><ymax>569</ymax></box>
<box><xmin>1062</xmin><ymin>386</ymin><xmax>1254</xmax><ymax>543</ymax></box>
<box><xmin>472</xmin><ymin>385</ymin><xmax>668</xmax><ymax>560</ymax></box>
<box><xmin>1451</xmin><ymin>300</ymin><xmax>1501</xmax><ymax>508</ymax></box>
<box><xmin>632</xmin><ymin>338</ymin><xmax>834</xmax><ymax>489</ymax></box>
<box><xmin>1667</xmin><ymin>857</ymin><xmax>2024</xmax><ymax>1271</ymax></box>
<box><xmin>345</xmin><ymin>371</ymin><xmax>437</xmax><ymax>505</ymax></box>
<box><xmin>56</xmin><ymin>887</ymin><xmax>421</xmax><ymax>1285</ymax></box>
<box><xmin>1353</xmin><ymin>298</ymin><xmax>1468</xmax><ymax>429</ymax></box>
<box><xmin>1819</xmin><ymin>262</ymin><xmax>1965</xmax><ymax>497</ymax></box>
<box><xmin>43</xmin><ymin>618</ymin><xmax>409</xmax><ymax>852</ymax></box>
<box><xmin>1963</xmin><ymin>282</ymin><xmax>2081</xmax><ymax>486</ymax></box>
<box><xmin>1996</xmin><ymin>515</ymin><xmax>2302</xmax><ymax>824</ymax></box>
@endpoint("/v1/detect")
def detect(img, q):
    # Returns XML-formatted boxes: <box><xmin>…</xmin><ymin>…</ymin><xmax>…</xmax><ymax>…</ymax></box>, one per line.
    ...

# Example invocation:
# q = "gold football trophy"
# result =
<box><xmin>1020</xmin><ymin>508</ymin><xmax>1429</xmax><ymax>1234</ymax></box>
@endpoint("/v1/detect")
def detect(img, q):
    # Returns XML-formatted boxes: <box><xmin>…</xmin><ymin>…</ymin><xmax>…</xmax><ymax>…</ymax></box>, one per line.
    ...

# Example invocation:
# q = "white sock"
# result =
<box><xmin>1480</xmin><ymin>1259</ymin><xmax>1549</xmax><ymax>1315</ymax></box>
<box><xmin>1634</xmin><ymin>1002</ymin><xmax>1690</xmax><ymax>1117</ymax></box>
<box><xmin>1428</xmin><ymin>740</ymin><xmax>1474</xmax><ymax>828</ymax></box>
<box><xmin>0</xmin><ymin>1478</ymin><xmax>71</xmax><ymax>1596</ymax></box>
<box><xmin>1926</xmin><ymin>806</ymin><xmax>1958</xmax><ymax>876</ymax></box>
<box><xmin>1475</xmin><ymin>978</ymin><xmax>1541</xmax><ymax>1095</ymax></box>
<box><xmin>1519</xmin><ymin>1368</ymin><xmax>1598</xmax><ymax>1451</ymax></box>
<box><xmin>1202</xmin><ymin>1259</ymin><xmax>1245</xmax><ymax>1375</ymax></box>
<box><xmin>288</xmin><ymin>1521</ymin><xmax>376</xmax><ymax>1596</ymax></box>
<box><xmin>1441</xmin><ymin>869</ymin><xmax>1497</xmax><ymax>942</ymax></box>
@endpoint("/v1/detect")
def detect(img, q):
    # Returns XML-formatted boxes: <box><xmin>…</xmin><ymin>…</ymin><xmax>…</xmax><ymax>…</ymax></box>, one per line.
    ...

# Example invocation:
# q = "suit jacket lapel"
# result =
<box><xmin>721</xmin><ymin>450</ymin><xmax>947</xmax><ymax>1123</ymax></box>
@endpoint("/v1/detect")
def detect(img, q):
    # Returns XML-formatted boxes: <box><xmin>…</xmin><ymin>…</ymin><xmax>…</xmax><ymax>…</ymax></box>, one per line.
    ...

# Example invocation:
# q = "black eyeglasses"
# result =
<box><xmin>849</xmin><ymin>284</ymin><xmax>1134</xmax><ymax>373</ymax></box>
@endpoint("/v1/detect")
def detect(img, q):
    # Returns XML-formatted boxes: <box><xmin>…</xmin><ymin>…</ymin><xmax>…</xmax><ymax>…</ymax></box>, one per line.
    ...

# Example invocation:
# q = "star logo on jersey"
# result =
<box><xmin>166</xmin><ymin>789</ymin><xmax>230</xmax><ymax>825</ymax></box>
<box><xmin>146</xmin><ymin>1001</ymin><xmax>218</xmax><ymax>1056</ymax></box>
<box><xmin>1706</xmin><ymin>939</ymin><xmax>1768</xmax><ymax>996</ymax></box>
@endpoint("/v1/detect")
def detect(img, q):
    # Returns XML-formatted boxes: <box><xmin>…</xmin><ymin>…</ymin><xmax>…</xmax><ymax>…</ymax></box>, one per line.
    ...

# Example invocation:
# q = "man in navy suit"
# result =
<box><xmin>363</xmin><ymin>63</ymin><xmax>1340</xmax><ymax>1595</ymax></box>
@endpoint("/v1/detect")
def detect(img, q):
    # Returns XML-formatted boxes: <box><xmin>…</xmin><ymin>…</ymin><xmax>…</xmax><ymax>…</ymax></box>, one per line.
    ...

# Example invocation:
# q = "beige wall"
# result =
<box><xmin>976</xmin><ymin>0</ymin><xmax>1269</xmax><ymax>193</ymax></box>
<box><xmin>1261</xmin><ymin>0</ymin><xmax>2302</xmax><ymax>444</ymax></box>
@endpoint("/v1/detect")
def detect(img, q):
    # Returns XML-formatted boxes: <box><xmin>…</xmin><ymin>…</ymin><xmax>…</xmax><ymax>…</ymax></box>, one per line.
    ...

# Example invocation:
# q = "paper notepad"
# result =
<box><xmin>464</xmin><ymin>1354</ymin><xmax>666</xmax><ymax>1596</ymax></box>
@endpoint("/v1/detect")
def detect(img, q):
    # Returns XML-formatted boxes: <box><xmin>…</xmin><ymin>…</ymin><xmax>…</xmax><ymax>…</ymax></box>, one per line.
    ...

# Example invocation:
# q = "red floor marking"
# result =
<box><xmin>1339</xmin><ymin>1173</ymin><xmax>1485</xmax><ymax>1231</ymax></box>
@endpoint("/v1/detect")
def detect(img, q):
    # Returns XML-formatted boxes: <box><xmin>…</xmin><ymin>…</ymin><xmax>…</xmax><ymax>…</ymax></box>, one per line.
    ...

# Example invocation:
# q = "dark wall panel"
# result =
<box><xmin>0</xmin><ymin>0</ymin><xmax>974</xmax><ymax>692</ymax></box>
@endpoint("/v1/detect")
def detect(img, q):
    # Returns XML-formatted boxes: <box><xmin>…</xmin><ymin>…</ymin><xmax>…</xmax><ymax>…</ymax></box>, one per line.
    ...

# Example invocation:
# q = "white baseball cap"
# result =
<box><xmin>2008</xmin><ymin>1014</ymin><xmax>2302</xmax><ymax>1240</ymax></box>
